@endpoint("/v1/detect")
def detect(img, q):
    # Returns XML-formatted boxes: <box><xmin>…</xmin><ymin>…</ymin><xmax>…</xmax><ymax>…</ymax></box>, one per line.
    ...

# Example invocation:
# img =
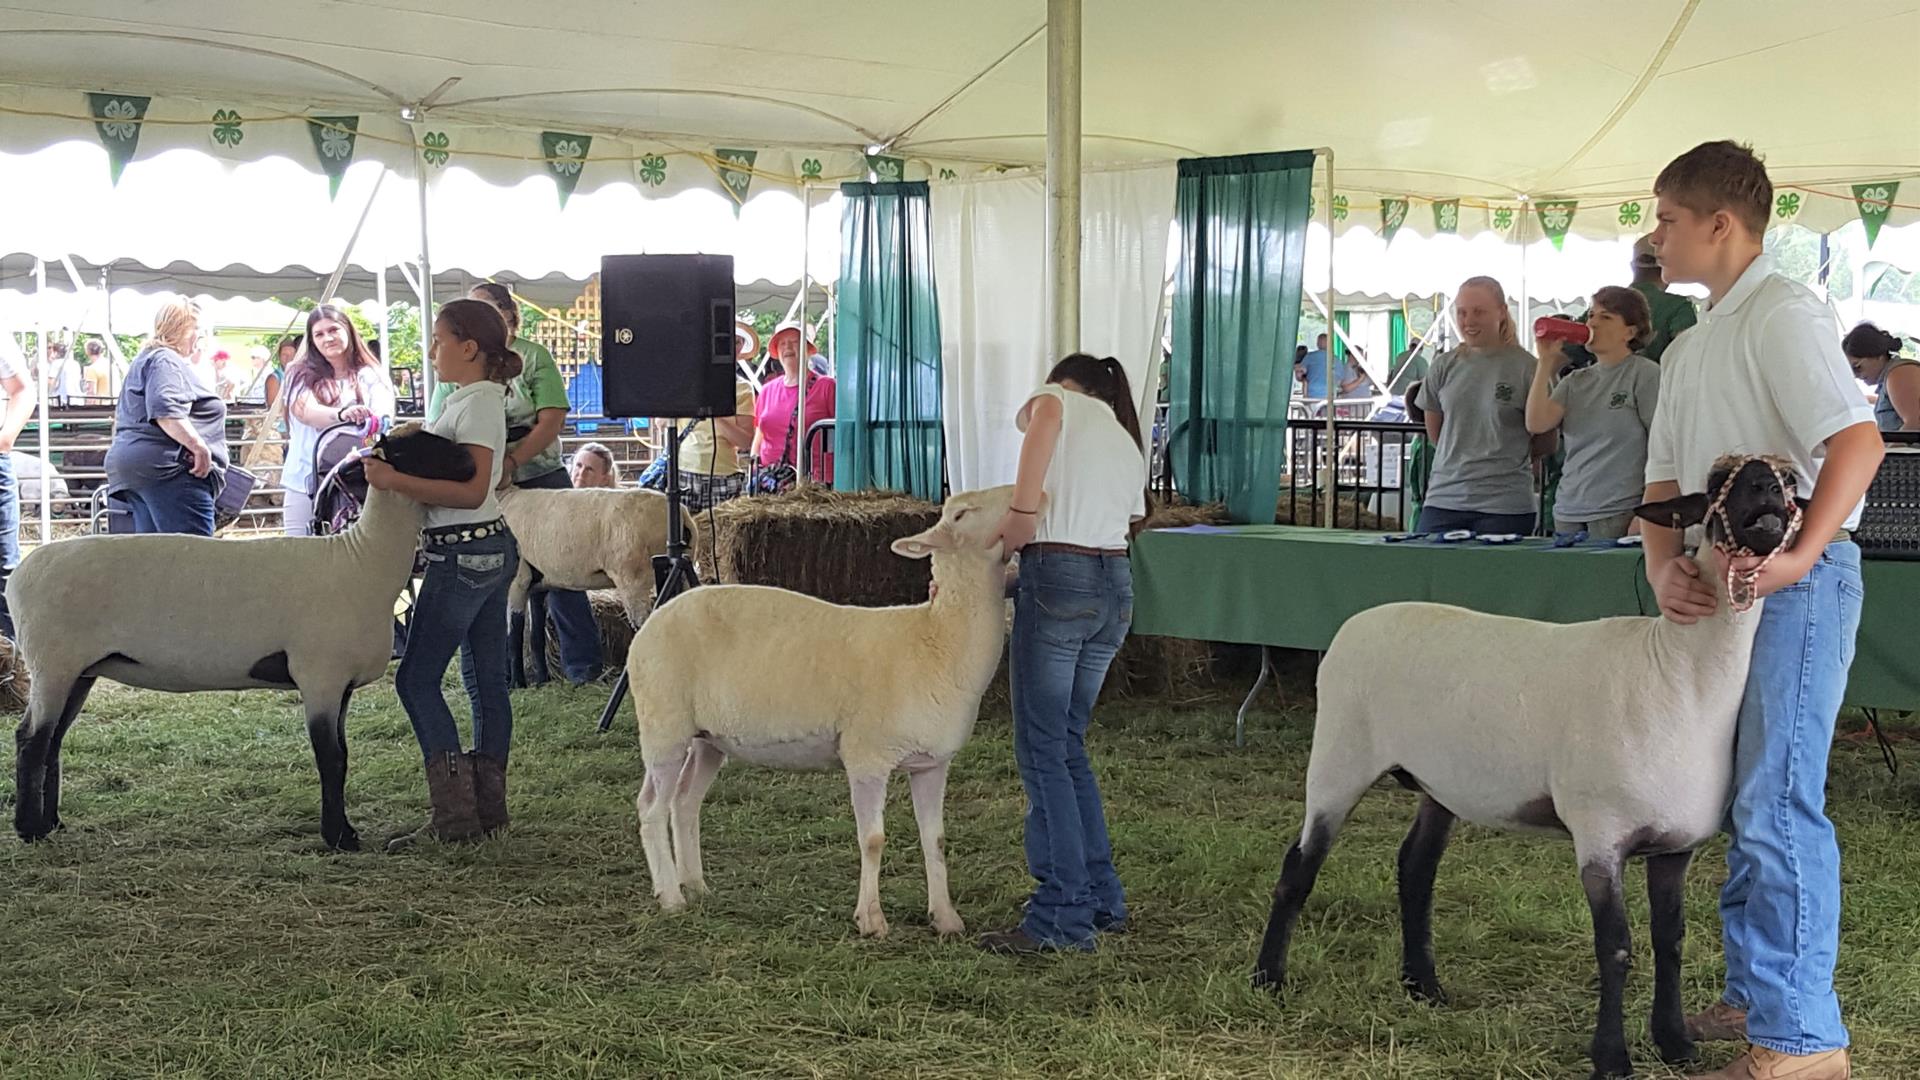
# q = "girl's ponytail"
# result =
<box><xmin>1047</xmin><ymin>353</ymin><xmax>1143</xmax><ymax>450</ymax></box>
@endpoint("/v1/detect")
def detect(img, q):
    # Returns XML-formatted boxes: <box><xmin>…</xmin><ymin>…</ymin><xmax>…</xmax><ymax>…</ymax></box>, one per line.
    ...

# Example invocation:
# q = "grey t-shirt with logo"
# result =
<box><xmin>1550</xmin><ymin>355</ymin><xmax>1661</xmax><ymax>521</ymax></box>
<box><xmin>1423</xmin><ymin>344</ymin><xmax>1538</xmax><ymax>516</ymax></box>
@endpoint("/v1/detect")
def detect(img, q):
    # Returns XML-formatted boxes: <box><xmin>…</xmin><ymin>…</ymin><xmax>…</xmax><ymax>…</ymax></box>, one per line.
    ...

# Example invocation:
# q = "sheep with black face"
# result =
<box><xmin>9</xmin><ymin>424</ymin><xmax>474</xmax><ymax>851</ymax></box>
<box><xmin>1251</xmin><ymin>455</ymin><xmax>1803</xmax><ymax>1080</ymax></box>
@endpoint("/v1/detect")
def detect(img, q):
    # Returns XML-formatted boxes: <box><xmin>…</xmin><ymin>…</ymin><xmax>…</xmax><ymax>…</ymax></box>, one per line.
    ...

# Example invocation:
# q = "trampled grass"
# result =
<box><xmin>4</xmin><ymin>678</ymin><xmax>1918</xmax><ymax>1078</ymax></box>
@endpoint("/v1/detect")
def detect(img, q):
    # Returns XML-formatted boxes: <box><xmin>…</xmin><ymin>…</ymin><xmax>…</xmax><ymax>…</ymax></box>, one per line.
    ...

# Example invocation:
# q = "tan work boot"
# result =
<box><xmin>1689</xmin><ymin>1045</ymin><xmax>1850</xmax><ymax>1079</ymax></box>
<box><xmin>1686</xmin><ymin>1002</ymin><xmax>1749</xmax><ymax>1042</ymax></box>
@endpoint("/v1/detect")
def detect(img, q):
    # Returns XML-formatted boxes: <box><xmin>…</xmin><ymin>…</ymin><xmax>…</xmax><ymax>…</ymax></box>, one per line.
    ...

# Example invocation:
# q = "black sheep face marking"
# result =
<box><xmin>1632</xmin><ymin>454</ymin><xmax>1799</xmax><ymax>556</ymax></box>
<box><xmin>372</xmin><ymin>426</ymin><xmax>477</xmax><ymax>483</ymax></box>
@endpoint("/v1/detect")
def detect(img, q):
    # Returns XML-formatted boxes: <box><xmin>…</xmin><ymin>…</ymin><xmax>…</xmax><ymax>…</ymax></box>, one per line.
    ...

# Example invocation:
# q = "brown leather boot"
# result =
<box><xmin>386</xmin><ymin>751</ymin><xmax>484</xmax><ymax>852</ymax></box>
<box><xmin>1688</xmin><ymin>1046</ymin><xmax>1850</xmax><ymax>1079</ymax></box>
<box><xmin>1687</xmin><ymin>1002</ymin><xmax>1749</xmax><ymax>1042</ymax></box>
<box><xmin>468</xmin><ymin>751</ymin><xmax>508</xmax><ymax>836</ymax></box>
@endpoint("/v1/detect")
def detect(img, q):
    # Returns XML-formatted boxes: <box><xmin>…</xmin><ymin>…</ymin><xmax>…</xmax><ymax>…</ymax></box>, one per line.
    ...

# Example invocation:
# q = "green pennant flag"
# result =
<box><xmin>1432</xmin><ymin>199</ymin><xmax>1460</xmax><ymax>235</ymax></box>
<box><xmin>88</xmin><ymin>92</ymin><xmax>150</xmax><ymax>186</ymax></box>
<box><xmin>1535</xmin><ymin>200</ymin><xmax>1578</xmax><ymax>250</ymax></box>
<box><xmin>714</xmin><ymin>148</ymin><xmax>758</xmax><ymax>211</ymax></box>
<box><xmin>865</xmin><ymin>154</ymin><xmax>904</xmax><ymax>182</ymax></box>
<box><xmin>1852</xmin><ymin>182</ymin><xmax>1899</xmax><ymax>248</ymax></box>
<box><xmin>1489</xmin><ymin>204</ymin><xmax>1517</xmax><ymax>237</ymax></box>
<box><xmin>306</xmin><ymin>116</ymin><xmax>360</xmax><ymax>200</ymax></box>
<box><xmin>1380</xmin><ymin>198</ymin><xmax>1410</xmax><ymax>243</ymax></box>
<box><xmin>540</xmin><ymin>132</ymin><xmax>593</xmax><ymax>208</ymax></box>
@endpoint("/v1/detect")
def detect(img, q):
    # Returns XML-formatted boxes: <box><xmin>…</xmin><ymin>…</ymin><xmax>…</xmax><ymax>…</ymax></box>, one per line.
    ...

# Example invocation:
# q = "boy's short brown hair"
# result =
<box><xmin>1654</xmin><ymin>140</ymin><xmax>1772</xmax><ymax>238</ymax></box>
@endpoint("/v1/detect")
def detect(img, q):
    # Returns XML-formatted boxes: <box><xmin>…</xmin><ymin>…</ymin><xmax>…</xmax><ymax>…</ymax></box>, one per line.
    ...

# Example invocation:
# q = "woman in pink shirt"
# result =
<box><xmin>752</xmin><ymin>324</ymin><xmax>834</xmax><ymax>485</ymax></box>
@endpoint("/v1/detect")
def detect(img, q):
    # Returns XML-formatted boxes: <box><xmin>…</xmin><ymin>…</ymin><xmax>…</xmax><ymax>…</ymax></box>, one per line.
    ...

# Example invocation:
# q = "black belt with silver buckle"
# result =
<box><xmin>423</xmin><ymin>519</ymin><xmax>507</xmax><ymax>548</ymax></box>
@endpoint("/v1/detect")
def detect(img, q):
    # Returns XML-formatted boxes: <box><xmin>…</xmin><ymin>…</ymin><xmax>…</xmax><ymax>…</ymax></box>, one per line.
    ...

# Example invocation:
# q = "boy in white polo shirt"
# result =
<box><xmin>1642</xmin><ymin>141</ymin><xmax>1881</xmax><ymax>1080</ymax></box>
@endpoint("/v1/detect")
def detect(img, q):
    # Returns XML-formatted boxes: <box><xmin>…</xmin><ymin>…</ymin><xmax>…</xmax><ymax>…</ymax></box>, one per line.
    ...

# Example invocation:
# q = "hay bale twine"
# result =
<box><xmin>706</xmin><ymin>487</ymin><xmax>939</xmax><ymax>607</ymax></box>
<box><xmin>0</xmin><ymin>635</ymin><xmax>31</xmax><ymax>713</ymax></box>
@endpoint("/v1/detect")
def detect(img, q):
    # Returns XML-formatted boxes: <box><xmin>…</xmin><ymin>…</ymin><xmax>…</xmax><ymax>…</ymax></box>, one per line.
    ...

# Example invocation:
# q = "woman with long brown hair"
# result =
<box><xmin>281</xmin><ymin>304</ymin><xmax>394</xmax><ymax>535</ymax></box>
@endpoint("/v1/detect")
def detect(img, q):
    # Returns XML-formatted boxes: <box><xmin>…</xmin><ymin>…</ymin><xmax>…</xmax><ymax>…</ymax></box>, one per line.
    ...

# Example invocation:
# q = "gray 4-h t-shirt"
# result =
<box><xmin>1550</xmin><ymin>355</ymin><xmax>1661</xmax><ymax>522</ymax></box>
<box><xmin>1423</xmin><ymin>344</ymin><xmax>1537</xmax><ymax>515</ymax></box>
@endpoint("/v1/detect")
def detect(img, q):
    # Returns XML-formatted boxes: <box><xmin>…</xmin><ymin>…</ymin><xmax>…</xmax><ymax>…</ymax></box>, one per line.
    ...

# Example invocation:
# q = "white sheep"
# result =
<box><xmin>9</xmin><ymin>426</ymin><xmax>475</xmax><ymax>851</ymax></box>
<box><xmin>496</xmin><ymin>485</ymin><xmax>695</xmax><ymax>686</ymax></box>
<box><xmin>1251</xmin><ymin>456</ymin><xmax>1801</xmax><ymax>1080</ymax></box>
<box><xmin>628</xmin><ymin>485</ymin><xmax>1019</xmax><ymax>939</ymax></box>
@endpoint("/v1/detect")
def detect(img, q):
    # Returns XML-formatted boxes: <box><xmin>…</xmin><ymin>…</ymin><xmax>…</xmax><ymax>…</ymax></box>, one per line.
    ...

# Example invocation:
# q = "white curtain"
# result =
<box><xmin>932</xmin><ymin>166</ymin><xmax>1176</xmax><ymax>491</ymax></box>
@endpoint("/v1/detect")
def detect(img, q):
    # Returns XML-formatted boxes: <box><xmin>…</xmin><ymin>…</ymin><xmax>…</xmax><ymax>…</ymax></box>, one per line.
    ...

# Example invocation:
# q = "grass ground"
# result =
<box><xmin>4</xmin><ymin>678</ymin><xmax>1918</xmax><ymax>1079</ymax></box>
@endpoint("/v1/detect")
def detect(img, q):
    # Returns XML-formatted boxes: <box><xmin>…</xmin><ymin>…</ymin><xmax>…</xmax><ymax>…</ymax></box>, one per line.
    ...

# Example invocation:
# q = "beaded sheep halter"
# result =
<box><xmin>1700</xmin><ymin>454</ymin><xmax>1803</xmax><ymax>615</ymax></box>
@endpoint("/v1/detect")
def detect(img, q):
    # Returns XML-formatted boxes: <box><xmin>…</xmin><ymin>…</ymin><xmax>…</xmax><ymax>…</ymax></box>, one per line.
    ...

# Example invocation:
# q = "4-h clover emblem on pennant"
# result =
<box><xmin>1433</xmin><ymin>199</ymin><xmax>1460</xmax><ymax>235</ymax></box>
<box><xmin>541</xmin><ymin>131</ymin><xmax>593</xmax><ymax>208</ymax></box>
<box><xmin>1490</xmin><ymin>205</ymin><xmax>1517</xmax><ymax>235</ymax></box>
<box><xmin>1617</xmin><ymin>201</ymin><xmax>1643</xmax><ymax>229</ymax></box>
<box><xmin>421</xmin><ymin>132</ymin><xmax>451</xmax><ymax>169</ymax></box>
<box><xmin>800</xmin><ymin>157</ymin><xmax>823</xmax><ymax>180</ymax></box>
<box><xmin>306</xmin><ymin>116</ymin><xmax>360</xmax><ymax>200</ymax></box>
<box><xmin>1775</xmin><ymin>192</ymin><xmax>1803</xmax><ymax>222</ymax></box>
<box><xmin>865</xmin><ymin>154</ymin><xmax>904</xmax><ymax>182</ymax></box>
<box><xmin>638</xmin><ymin>153</ymin><xmax>667</xmax><ymax>187</ymax></box>
<box><xmin>1852</xmin><ymin>182</ymin><xmax>1900</xmax><ymax>248</ymax></box>
<box><xmin>210</xmin><ymin>109</ymin><xmax>244</xmax><ymax>150</ymax></box>
<box><xmin>1535</xmin><ymin>200</ymin><xmax>1578</xmax><ymax>250</ymax></box>
<box><xmin>1330</xmin><ymin>194</ymin><xmax>1349</xmax><ymax>222</ymax></box>
<box><xmin>1380</xmin><ymin>198</ymin><xmax>1410</xmax><ymax>243</ymax></box>
<box><xmin>714</xmin><ymin>148</ymin><xmax>758</xmax><ymax>212</ymax></box>
<box><xmin>88</xmin><ymin>93</ymin><xmax>151</xmax><ymax>185</ymax></box>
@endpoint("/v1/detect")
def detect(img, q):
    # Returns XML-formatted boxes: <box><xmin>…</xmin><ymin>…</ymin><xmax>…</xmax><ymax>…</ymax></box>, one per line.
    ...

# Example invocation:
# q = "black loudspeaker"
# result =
<box><xmin>600</xmin><ymin>254</ymin><xmax>737</xmax><ymax>418</ymax></box>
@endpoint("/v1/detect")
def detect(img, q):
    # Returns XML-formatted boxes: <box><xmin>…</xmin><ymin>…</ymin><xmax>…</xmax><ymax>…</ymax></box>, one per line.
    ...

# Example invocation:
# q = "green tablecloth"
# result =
<box><xmin>1131</xmin><ymin>525</ymin><xmax>1920</xmax><ymax>711</ymax></box>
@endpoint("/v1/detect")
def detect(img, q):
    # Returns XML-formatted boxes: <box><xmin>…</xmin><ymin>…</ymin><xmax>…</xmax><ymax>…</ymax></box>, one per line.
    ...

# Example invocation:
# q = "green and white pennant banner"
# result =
<box><xmin>1852</xmin><ymin>182</ymin><xmax>1899</xmax><ymax>247</ymax></box>
<box><xmin>306</xmin><ymin>116</ymin><xmax>359</xmax><ymax>200</ymax></box>
<box><xmin>865</xmin><ymin>154</ymin><xmax>905</xmax><ymax>182</ymax></box>
<box><xmin>541</xmin><ymin>132</ymin><xmax>592</xmax><ymax>208</ymax></box>
<box><xmin>1379</xmin><ymin>198</ymin><xmax>1409</xmax><ymax>243</ymax></box>
<box><xmin>1488</xmin><ymin>203</ymin><xmax>1519</xmax><ymax>238</ymax></box>
<box><xmin>1432</xmin><ymin>199</ymin><xmax>1460</xmax><ymax>235</ymax></box>
<box><xmin>714</xmin><ymin>148</ymin><xmax>758</xmax><ymax>211</ymax></box>
<box><xmin>87</xmin><ymin>92</ymin><xmax>150</xmax><ymax>186</ymax></box>
<box><xmin>1535</xmin><ymin>200</ymin><xmax>1578</xmax><ymax>250</ymax></box>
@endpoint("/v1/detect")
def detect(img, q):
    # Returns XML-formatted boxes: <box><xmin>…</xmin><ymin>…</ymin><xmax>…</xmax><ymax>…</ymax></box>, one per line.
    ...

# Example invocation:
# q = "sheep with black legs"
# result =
<box><xmin>9</xmin><ymin>425</ymin><xmax>475</xmax><ymax>851</ymax></box>
<box><xmin>496</xmin><ymin>485</ymin><xmax>696</xmax><ymax>687</ymax></box>
<box><xmin>629</xmin><ymin>485</ymin><xmax>1021</xmax><ymax>939</ymax></box>
<box><xmin>1251</xmin><ymin>455</ymin><xmax>1803</xmax><ymax>1080</ymax></box>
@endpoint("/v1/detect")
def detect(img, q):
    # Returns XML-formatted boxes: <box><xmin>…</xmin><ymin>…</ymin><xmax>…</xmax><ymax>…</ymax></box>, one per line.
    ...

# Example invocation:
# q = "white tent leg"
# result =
<box><xmin>32</xmin><ymin>258</ymin><xmax>49</xmax><ymax>545</ymax></box>
<box><xmin>376</xmin><ymin>264</ymin><xmax>390</xmax><ymax>384</ymax></box>
<box><xmin>796</xmin><ymin>183</ymin><xmax>811</xmax><ymax>485</ymax></box>
<box><xmin>1320</xmin><ymin>149</ymin><xmax>1336</xmax><ymax>528</ymax></box>
<box><xmin>1046</xmin><ymin>0</ymin><xmax>1082</xmax><ymax>359</ymax></box>
<box><xmin>415</xmin><ymin>151</ymin><xmax>435</xmax><ymax>405</ymax></box>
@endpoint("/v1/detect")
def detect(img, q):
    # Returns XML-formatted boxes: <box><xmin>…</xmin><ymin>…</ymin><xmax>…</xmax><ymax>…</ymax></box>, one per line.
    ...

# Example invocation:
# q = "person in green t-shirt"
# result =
<box><xmin>1628</xmin><ymin>234</ymin><xmax>1698</xmax><ymax>363</ymax></box>
<box><xmin>430</xmin><ymin>283</ymin><xmax>602</xmax><ymax>684</ymax></box>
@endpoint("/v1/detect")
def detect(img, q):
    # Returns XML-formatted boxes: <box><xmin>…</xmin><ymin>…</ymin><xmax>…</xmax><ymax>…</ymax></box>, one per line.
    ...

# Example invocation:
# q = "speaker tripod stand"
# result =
<box><xmin>595</xmin><ymin>421</ymin><xmax>700</xmax><ymax>733</ymax></box>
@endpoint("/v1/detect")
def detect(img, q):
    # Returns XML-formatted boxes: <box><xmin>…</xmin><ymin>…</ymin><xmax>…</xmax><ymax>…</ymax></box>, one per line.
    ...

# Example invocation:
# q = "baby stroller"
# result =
<box><xmin>310</xmin><ymin>418</ymin><xmax>420</xmax><ymax>658</ymax></box>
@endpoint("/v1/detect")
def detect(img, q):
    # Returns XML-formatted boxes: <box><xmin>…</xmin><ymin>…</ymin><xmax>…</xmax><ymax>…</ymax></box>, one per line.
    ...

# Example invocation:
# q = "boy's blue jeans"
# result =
<box><xmin>1009</xmin><ymin>548</ymin><xmax>1132</xmax><ymax>949</ymax></box>
<box><xmin>1719</xmin><ymin>540</ymin><xmax>1861</xmax><ymax>1055</ymax></box>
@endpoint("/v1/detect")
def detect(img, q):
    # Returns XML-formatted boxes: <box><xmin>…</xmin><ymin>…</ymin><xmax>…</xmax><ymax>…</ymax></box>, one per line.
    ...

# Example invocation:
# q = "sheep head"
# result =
<box><xmin>1632</xmin><ymin>454</ymin><xmax>1803</xmax><ymax>556</ymax></box>
<box><xmin>368</xmin><ymin>424</ymin><xmax>478</xmax><ymax>483</ymax></box>
<box><xmin>892</xmin><ymin>486</ymin><xmax>1037</xmax><ymax>562</ymax></box>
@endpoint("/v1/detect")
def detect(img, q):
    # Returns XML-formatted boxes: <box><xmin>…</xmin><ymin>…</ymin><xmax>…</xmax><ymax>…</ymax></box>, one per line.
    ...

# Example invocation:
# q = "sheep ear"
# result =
<box><xmin>1633</xmin><ymin>492</ymin><xmax>1709</xmax><ymax>530</ymax></box>
<box><xmin>891</xmin><ymin>533</ymin><xmax>940</xmax><ymax>559</ymax></box>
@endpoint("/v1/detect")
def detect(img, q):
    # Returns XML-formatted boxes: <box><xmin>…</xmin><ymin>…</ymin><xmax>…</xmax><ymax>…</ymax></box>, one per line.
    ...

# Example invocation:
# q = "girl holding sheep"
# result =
<box><xmin>366</xmin><ymin>299</ymin><xmax>522</xmax><ymax>849</ymax></box>
<box><xmin>980</xmin><ymin>353</ymin><xmax>1147</xmax><ymax>955</ymax></box>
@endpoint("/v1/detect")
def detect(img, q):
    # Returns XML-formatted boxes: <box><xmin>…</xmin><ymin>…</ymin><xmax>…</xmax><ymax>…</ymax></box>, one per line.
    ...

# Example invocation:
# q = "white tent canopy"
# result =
<box><xmin>0</xmin><ymin>0</ymin><xmax>1914</xmax><ymax>236</ymax></box>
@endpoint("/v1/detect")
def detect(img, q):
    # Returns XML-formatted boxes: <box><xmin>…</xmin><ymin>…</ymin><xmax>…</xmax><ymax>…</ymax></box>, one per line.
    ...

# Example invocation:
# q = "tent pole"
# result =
<box><xmin>376</xmin><ymin>264</ymin><xmax>390</xmax><ymax>384</ymax></box>
<box><xmin>32</xmin><ymin>258</ymin><xmax>49</xmax><ymax>545</ymax></box>
<box><xmin>1518</xmin><ymin>196</ymin><xmax>1531</xmax><ymax>347</ymax></box>
<box><xmin>796</xmin><ymin>182</ymin><xmax>811</xmax><ymax>485</ymax></box>
<box><xmin>1046</xmin><ymin>0</ymin><xmax>1081</xmax><ymax>359</ymax></box>
<box><xmin>415</xmin><ymin>150</ymin><xmax>435</xmax><ymax>406</ymax></box>
<box><xmin>1320</xmin><ymin>149</ymin><xmax>1336</xmax><ymax>529</ymax></box>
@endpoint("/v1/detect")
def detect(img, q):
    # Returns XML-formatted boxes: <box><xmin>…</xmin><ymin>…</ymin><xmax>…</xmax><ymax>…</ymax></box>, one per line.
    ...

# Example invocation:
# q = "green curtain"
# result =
<box><xmin>833</xmin><ymin>180</ymin><xmax>944</xmax><ymax>501</ymax></box>
<box><xmin>1387</xmin><ymin>310</ymin><xmax>1409</xmax><ymax>380</ymax></box>
<box><xmin>1168</xmin><ymin>150</ymin><xmax>1315</xmax><ymax>524</ymax></box>
<box><xmin>1332</xmin><ymin>310</ymin><xmax>1350</xmax><ymax>363</ymax></box>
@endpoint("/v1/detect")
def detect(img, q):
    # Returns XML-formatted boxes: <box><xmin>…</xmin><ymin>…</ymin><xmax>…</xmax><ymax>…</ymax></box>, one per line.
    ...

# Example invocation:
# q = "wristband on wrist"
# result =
<box><xmin>1011</xmin><ymin>507</ymin><xmax>1038</xmax><ymax>515</ymax></box>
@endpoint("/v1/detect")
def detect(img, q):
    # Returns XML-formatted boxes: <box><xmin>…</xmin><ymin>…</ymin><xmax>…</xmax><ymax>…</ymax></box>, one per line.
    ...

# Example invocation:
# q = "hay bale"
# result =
<box><xmin>1275</xmin><ymin>492</ymin><xmax>1401</xmax><ymax>531</ymax></box>
<box><xmin>0</xmin><ymin>636</ymin><xmax>31</xmax><ymax>713</ymax></box>
<box><xmin>706</xmin><ymin>487</ymin><xmax>939</xmax><ymax>607</ymax></box>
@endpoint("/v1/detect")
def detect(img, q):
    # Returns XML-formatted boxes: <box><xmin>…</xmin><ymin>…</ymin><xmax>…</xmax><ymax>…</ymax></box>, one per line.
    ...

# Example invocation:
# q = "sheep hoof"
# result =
<box><xmin>855</xmin><ymin>909</ymin><xmax>889</xmax><ymax>939</ymax></box>
<box><xmin>682</xmin><ymin>878</ymin><xmax>709</xmax><ymax>899</ymax></box>
<box><xmin>1250</xmin><ymin>967</ymin><xmax>1287</xmax><ymax>995</ymax></box>
<box><xmin>326</xmin><ymin>825</ymin><xmax>362</xmax><ymax>853</ymax></box>
<box><xmin>1588</xmin><ymin>1063</ymin><xmax>1633</xmax><ymax>1080</ymax></box>
<box><xmin>657</xmin><ymin>891</ymin><xmax>688</xmax><ymax>914</ymax></box>
<box><xmin>1402</xmin><ymin>977</ymin><xmax>1448</xmax><ymax>1006</ymax></box>
<box><xmin>1655</xmin><ymin>1035</ymin><xmax>1697</xmax><ymax>1066</ymax></box>
<box><xmin>931</xmin><ymin>911</ymin><xmax>966</xmax><ymax>938</ymax></box>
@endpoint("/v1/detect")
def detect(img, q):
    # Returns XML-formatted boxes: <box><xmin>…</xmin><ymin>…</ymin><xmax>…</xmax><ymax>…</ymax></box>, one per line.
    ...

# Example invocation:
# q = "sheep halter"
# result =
<box><xmin>1702</xmin><ymin>460</ymin><xmax>1803</xmax><ymax>615</ymax></box>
